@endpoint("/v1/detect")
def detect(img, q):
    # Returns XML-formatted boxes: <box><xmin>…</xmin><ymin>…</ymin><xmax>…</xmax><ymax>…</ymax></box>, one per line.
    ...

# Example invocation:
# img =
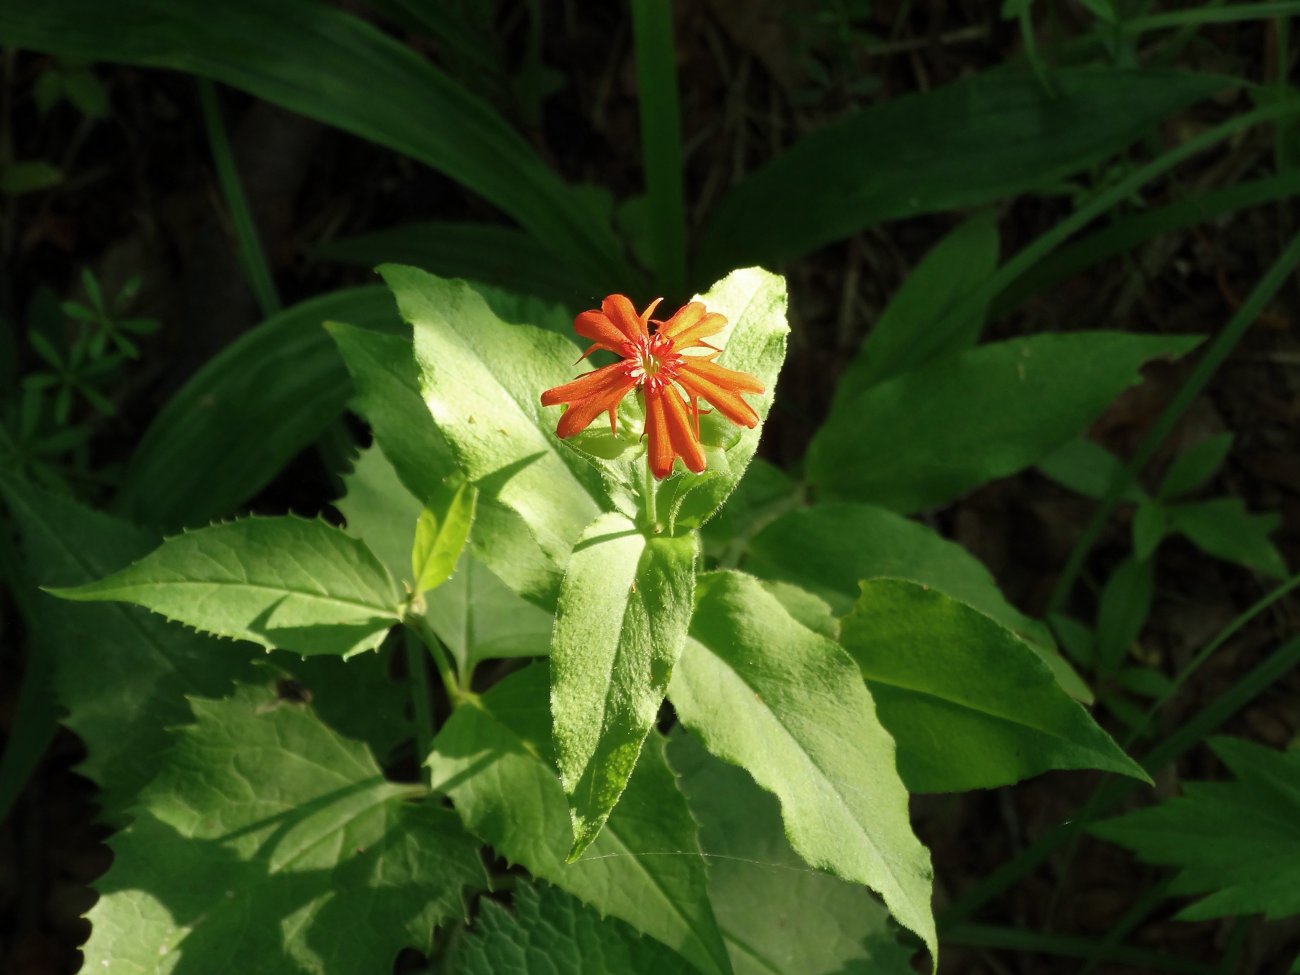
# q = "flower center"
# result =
<box><xmin>623</xmin><ymin>333</ymin><xmax>681</xmax><ymax>395</ymax></box>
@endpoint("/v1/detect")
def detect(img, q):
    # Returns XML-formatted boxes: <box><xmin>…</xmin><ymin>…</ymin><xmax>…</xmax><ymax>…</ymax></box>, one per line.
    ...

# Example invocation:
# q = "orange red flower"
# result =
<box><xmin>541</xmin><ymin>295</ymin><xmax>764</xmax><ymax>479</ymax></box>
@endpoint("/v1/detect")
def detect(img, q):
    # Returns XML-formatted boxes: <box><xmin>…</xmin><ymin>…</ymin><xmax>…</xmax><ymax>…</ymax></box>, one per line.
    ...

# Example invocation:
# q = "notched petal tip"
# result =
<box><xmin>601</xmin><ymin>294</ymin><xmax>649</xmax><ymax>342</ymax></box>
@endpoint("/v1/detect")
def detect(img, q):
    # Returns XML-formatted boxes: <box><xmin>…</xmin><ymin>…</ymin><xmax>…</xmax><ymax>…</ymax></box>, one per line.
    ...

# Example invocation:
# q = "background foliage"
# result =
<box><xmin>1</xmin><ymin>1</ymin><xmax>1299</xmax><ymax>973</ymax></box>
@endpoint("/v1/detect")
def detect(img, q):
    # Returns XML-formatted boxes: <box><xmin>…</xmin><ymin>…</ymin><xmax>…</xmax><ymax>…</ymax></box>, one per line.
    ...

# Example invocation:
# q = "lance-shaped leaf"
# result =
<box><xmin>694</xmin><ymin>68</ymin><xmax>1227</xmax><ymax>280</ymax></box>
<box><xmin>1091</xmin><ymin>737</ymin><xmax>1300</xmax><ymax>922</ymax></box>
<box><xmin>115</xmin><ymin>287</ymin><xmax>404</xmax><ymax>531</ymax></box>
<box><xmin>383</xmin><ymin>265</ymin><xmax>610</xmax><ymax>604</ymax></box>
<box><xmin>428</xmin><ymin>665</ymin><xmax>732</xmax><ymax>975</ymax></box>
<box><xmin>50</xmin><ymin>517</ymin><xmax>402</xmax><ymax>657</ymax></box>
<box><xmin>668</xmin><ymin>570</ymin><xmax>937</xmax><ymax>967</ymax></box>
<box><xmin>333</xmin><ymin>444</ymin><xmax>549</xmax><ymax>675</ymax></box>
<box><xmin>0</xmin><ymin>475</ymin><xmax>256</xmax><ymax>821</ymax></box>
<box><xmin>834</xmin><ymin>210</ymin><xmax>1000</xmax><ymax>396</ymax></box>
<box><xmin>327</xmin><ymin>320</ymin><xmax>457</xmax><ymax>503</ymax></box>
<box><xmin>840</xmin><ymin>579</ymin><xmax>1150</xmax><ymax>792</ymax></box>
<box><xmin>426</xmin><ymin>553</ymin><xmax>553</xmax><ymax>673</ymax></box>
<box><xmin>328</xmin><ymin>319</ymin><xmax>557</xmax><ymax>606</ymax></box>
<box><xmin>743</xmin><ymin>501</ymin><xmax>1088</xmax><ymax>699</ymax></box>
<box><xmin>807</xmin><ymin>331</ymin><xmax>1201</xmax><ymax>513</ymax></box>
<box><xmin>412</xmin><ymin>479</ymin><xmax>477</xmax><ymax>595</ymax></box>
<box><xmin>84</xmin><ymin>677</ymin><xmax>485</xmax><ymax>972</ymax></box>
<box><xmin>655</xmin><ymin>268</ymin><xmax>790</xmax><ymax>532</ymax></box>
<box><xmin>551</xmin><ymin>511</ymin><xmax>697</xmax><ymax>857</ymax></box>
<box><xmin>335</xmin><ymin>443</ymin><xmax>424</xmax><ymax>587</ymax></box>
<box><xmin>0</xmin><ymin>0</ymin><xmax>636</xmax><ymax>292</ymax></box>
<box><xmin>746</xmin><ymin>501</ymin><xmax>1048</xmax><ymax>645</ymax></box>
<box><xmin>668</xmin><ymin>731</ymin><xmax>916</xmax><ymax>975</ymax></box>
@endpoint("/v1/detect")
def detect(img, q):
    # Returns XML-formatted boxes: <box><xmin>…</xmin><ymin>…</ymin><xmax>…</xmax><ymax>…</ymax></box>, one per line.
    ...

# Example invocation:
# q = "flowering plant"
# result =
<box><xmin>11</xmin><ymin>263</ymin><xmax>1202</xmax><ymax>973</ymax></box>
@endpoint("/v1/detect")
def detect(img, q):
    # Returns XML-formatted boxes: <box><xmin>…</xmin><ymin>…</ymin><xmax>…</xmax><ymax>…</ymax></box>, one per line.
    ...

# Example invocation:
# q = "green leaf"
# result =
<box><xmin>315</xmin><ymin>220</ymin><xmax>592</xmax><ymax>304</ymax></box>
<box><xmin>1050</xmin><ymin>612</ymin><xmax>1096</xmax><ymax>669</ymax></box>
<box><xmin>807</xmin><ymin>331</ymin><xmax>1201</xmax><ymax>513</ymax></box>
<box><xmin>694</xmin><ymin>69</ymin><xmax>1227</xmax><ymax>279</ymax></box>
<box><xmin>1132</xmin><ymin>502</ymin><xmax>1169</xmax><ymax>562</ymax></box>
<box><xmin>1092</xmin><ymin>737</ymin><xmax>1300</xmax><ymax>922</ymax></box>
<box><xmin>1095</xmin><ymin>556</ymin><xmax>1154</xmax><ymax>675</ymax></box>
<box><xmin>1166</xmin><ymin>498</ymin><xmax>1288</xmax><ymax>578</ymax></box>
<box><xmin>448</xmin><ymin>882</ymin><xmax>689</xmax><ymax>974</ymax></box>
<box><xmin>427</xmin><ymin>665</ymin><xmax>732</xmax><ymax>975</ymax></box>
<box><xmin>0</xmin><ymin>474</ymin><xmax>256</xmax><ymax>821</ymax></box>
<box><xmin>50</xmin><ymin>517</ymin><xmax>402</xmax><ymax>657</ymax></box>
<box><xmin>0</xmin><ymin>159</ymin><xmax>62</xmax><ymax>194</ymax></box>
<box><xmin>0</xmin><ymin>636</ymin><xmax>57</xmax><ymax>822</ymax></box>
<box><xmin>85</xmin><ymin>676</ymin><xmax>485</xmax><ymax>972</ymax></box>
<box><xmin>758</xmin><ymin>578</ymin><xmax>840</xmax><ymax>640</ymax></box>
<box><xmin>745</xmin><ymin>501</ymin><xmax>1058</xmax><ymax>653</ymax></box>
<box><xmin>839</xmin><ymin>579</ymin><xmax>1150</xmax><ymax>792</ymax></box>
<box><xmin>668</xmin><ymin>570</ymin><xmax>937</xmax><ymax>967</ymax></box>
<box><xmin>329</xmin><ymin>318</ymin><xmax>561</xmax><ymax>608</ymax></box>
<box><xmin>655</xmin><ymin>268</ymin><xmax>790</xmax><ymax>531</ymax></box>
<box><xmin>1037</xmin><ymin>436</ymin><xmax>1150</xmax><ymax>503</ymax></box>
<box><xmin>699</xmin><ymin>457</ymin><xmax>797</xmax><ymax>561</ymax></box>
<box><xmin>427</xmin><ymin>552</ymin><xmax>554</xmax><ymax>673</ymax></box>
<box><xmin>387</xmin><ymin>265</ymin><xmax>608</xmax><ymax>605</ymax></box>
<box><xmin>116</xmin><ymin>287</ymin><xmax>402</xmax><ymax>530</ymax></box>
<box><xmin>412</xmin><ymin>479</ymin><xmax>477</xmax><ymax>596</ymax></box>
<box><xmin>271</xmin><ymin>649</ymin><xmax>411</xmax><ymax>762</ymax></box>
<box><xmin>834</xmin><ymin>211</ymin><xmax>1000</xmax><ymax>397</ymax></box>
<box><xmin>333</xmin><ymin>443</ymin><xmax>548</xmax><ymax>674</ymax></box>
<box><xmin>1158</xmin><ymin>433</ymin><xmax>1234</xmax><ymax>499</ymax></box>
<box><xmin>61</xmin><ymin>62</ymin><xmax>110</xmax><ymax>117</ymax></box>
<box><xmin>669</xmin><ymin>731</ymin><xmax>916</xmax><ymax>975</ymax></box>
<box><xmin>326</xmin><ymin>320</ymin><xmax>457</xmax><ymax>504</ymax></box>
<box><xmin>335</xmin><ymin>443</ymin><xmax>423</xmax><ymax>587</ymax></box>
<box><xmin>0</xmin><ymin>0</ymin><xmax>635</xmax><ymax>292</ymax></box>
<box><xmin>551</xmin><ymin>512</ymin><xmax>697</xmax><ymax>856</ymax></box>
<box><xmin>1114</xmin><ymin>665</ymin><xmax>1174</xmax><ymax>700</ymax></box>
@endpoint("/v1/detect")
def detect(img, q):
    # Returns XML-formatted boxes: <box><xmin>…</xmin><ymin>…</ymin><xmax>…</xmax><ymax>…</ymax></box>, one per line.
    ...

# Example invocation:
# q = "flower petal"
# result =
<box><xmin>675</xmin><ymin>358</ymin><xmax>764</xmax><ymax>429</ymax></box>
<box><xmin>541</xmin><ymin>363</ymin><xmax>637</xmax><ymax>439</ymax></box>
<box><xmin>645</xmin><ymin>385</ymin><xmax>706</xmax><ymax>479</ymax></box>
<box><xmin>573</xmin><ymin>310</ymin><xmax>629</xmax><ymax>353</ymax></box>
<box><xmin>657</xmin><ymin>301</ymin><xmax>728</xmax><ymax>350</ymax></box>
<box><xmin>603</xmin><ymin>294</ymin><xmax>650</xmax><ymax>342</ymax></box>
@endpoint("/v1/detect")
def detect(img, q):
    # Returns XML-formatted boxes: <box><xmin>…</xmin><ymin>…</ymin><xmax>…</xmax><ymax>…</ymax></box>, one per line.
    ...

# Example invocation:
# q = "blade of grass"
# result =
<box><xmin>940</xmin><ymin>632</ymin><xmax>1300</xmax><ymax>925</ymax></box>
<box><xmin>944</xmin><ymin>922</ymin><xmax>1217</xmax><ymax>974</ymax></box>
<box><xmin>313</xmin><ymin>221</ymin><xmax>588</xmax><ymax>304</ymax></box>
<box><xmin>114</xmin><ymin>287</ymin><xmax>403</xmax><ymax>530</ymax></box>
<box><xmin>694</xmin><ymin>68</ymin><xmax>1230</xmax><ymax>281</ymax></box>
<box><xmin>993</xmin><ymin>171</ymin><xmax>1300</xmax><ymax>316</ymax></box>
<box><xmin>631</xmin><ymin>0</ymin><xmax>686</xmax><ymax>298</ymax></box>
<box><xmin>0</xmin><ymin>0</ymin><xmax>637</xmax><ymax>293</ymax></box>
<box><xmin>1079</xmin><ymin>877</ymin><xmax>1174</xmax><ymax>975</ymax></box>
<box><xmin>197</xmin><ymin>79</ymin><xmax>279</xmax><ymax>318</ymax></box>
<box><xmin>914</xmin><ymin>98</ymin><xmax>1300</xmax><ymax>371</ymax></box>
<box><xmin>1123</xmin><ymin>2</ymin><xmax>1300</xmax><ymax>33</ymax></box>
<box><xmin>1122</xmin><ymin>571</ymin><xmax>1300</xmax><ymax>750</ymax></box>
<box><xmin>1047</xmin><ymin>226</ymin><xmax>1300</xmax><ymax>614</ymax></box>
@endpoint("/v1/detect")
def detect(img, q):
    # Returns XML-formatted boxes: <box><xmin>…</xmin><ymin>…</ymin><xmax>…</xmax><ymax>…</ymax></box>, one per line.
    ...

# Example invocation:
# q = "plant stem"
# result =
<box><xmin>933</xmin><ymin>98</ymin><xmax>1300</xmax><ymax>372</ymax></box>
<box><xmin>404</xmin><ymin>610</ymin><xmax>462</xmax><ymax>708</ymax></box>
<box><xmin>643</xmin><ymin>457</ymin><xmax>659</xmax><ymax>532</ymax></box>
<box><xmin>197</xmin><ymin>79</ymin><xmax>281</xmax><ymax>319</ymax></box>
<box><xmin>403</xmin><ymin>630</ymin><xmax>434</xmax><ymax>781</ymax></box>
